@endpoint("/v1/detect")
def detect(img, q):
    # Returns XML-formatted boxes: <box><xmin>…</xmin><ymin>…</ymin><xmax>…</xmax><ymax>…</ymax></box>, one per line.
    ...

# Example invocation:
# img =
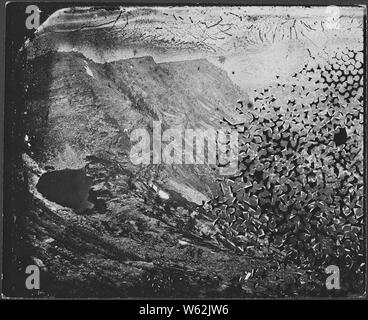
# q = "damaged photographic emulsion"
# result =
<box><xmin>2</xmin><ymin>2</ymin><xmax>367</xmax><ymax>301</ymax></box>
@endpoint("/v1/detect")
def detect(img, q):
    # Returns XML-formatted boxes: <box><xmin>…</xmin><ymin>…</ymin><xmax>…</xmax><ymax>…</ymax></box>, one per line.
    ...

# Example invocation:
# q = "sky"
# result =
<box><xmin>30</xmin><ymin>6</ymin><xmax>365</xmax><ymax>90</ymax></box>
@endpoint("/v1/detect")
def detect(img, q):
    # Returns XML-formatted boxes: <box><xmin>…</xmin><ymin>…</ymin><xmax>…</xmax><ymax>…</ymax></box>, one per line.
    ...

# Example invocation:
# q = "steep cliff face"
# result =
<box><xmin>25</xmin><ymin>51</ymin><xmax>245</xmax><ymax>201</ymax></box>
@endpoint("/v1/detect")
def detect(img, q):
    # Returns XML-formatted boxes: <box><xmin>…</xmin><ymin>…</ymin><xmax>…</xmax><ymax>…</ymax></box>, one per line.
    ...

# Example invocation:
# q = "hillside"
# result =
<box><xmin>25</xmin><ymin>51</ymin><xmax>248</xmax><ymax>201</ymax></box>
<box><xmin>18</xmin><ymin>51</ymin><xmax>263</xmax><ymax>297</ymax></box>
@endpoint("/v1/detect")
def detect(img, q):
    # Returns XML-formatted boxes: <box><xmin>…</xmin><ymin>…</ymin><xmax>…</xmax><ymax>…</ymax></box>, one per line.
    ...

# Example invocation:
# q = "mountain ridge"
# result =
<box><xmin>25</xmin><ymin>49</ymin><xmax>248</xmax><ymax>205</ymax></box>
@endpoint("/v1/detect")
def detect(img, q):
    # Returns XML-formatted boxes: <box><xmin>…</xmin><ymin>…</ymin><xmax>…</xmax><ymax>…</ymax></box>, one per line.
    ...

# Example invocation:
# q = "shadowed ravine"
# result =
<box><xmin>36</xmin><ymin>168</ymin><xmax>94</xmax><ymax>212</ymax></box>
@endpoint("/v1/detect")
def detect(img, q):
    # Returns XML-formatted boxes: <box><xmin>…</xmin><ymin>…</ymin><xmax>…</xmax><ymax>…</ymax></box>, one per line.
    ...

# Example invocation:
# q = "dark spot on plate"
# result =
<box><xmin>36</xmin><ymin>167</ymin><xmax>94</xmax><ymax>213</ymax></box>
<box><xmin>334</xmin><ymin>127</ymin><xmax>348</xmax><ymax>146</ymax></box>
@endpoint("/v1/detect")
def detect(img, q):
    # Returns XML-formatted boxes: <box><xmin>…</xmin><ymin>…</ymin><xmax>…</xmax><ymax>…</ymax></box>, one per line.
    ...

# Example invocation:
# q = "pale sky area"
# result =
<box><xmin>31</xmin><ymin>6</ymin><xmax>365</xmax><ymax>90</ymax></box>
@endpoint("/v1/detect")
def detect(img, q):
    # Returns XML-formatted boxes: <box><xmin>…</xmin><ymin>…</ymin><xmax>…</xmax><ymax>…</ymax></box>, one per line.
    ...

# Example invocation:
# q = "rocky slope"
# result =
<box><xmin>25</xmin><ymin>51</ymin><xmax>247</xmax><ymax>201</ymax></box>
<box><xmin>18</xmin><ymin>50</ymin><xmax>271</xmax><ymax>298</ymax></box>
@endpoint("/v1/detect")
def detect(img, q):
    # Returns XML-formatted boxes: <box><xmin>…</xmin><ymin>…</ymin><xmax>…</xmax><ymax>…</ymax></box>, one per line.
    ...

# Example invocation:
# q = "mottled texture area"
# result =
<box><xmin>204</xmin><ymin>46</ymin><xmax>364</xmax><ymax>294</ymax></box>
<box><xmin>11</xmin><ymin>6</ymin><xmax>366</xmax><ymax>297</ymax></box>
